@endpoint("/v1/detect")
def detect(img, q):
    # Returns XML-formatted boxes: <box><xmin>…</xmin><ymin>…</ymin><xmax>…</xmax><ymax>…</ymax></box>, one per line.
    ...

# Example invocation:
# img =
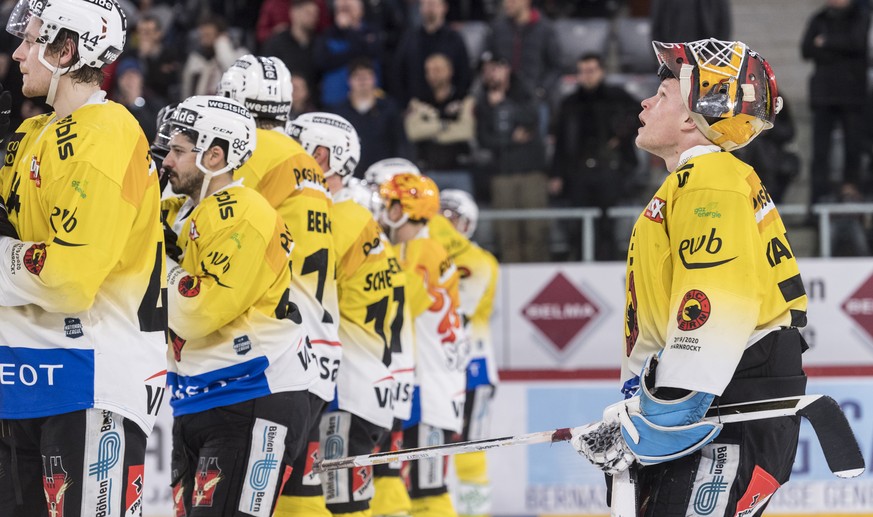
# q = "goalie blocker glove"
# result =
<box><xmin>573</xmin><ymin>353</ymin><xmax>722</xmax><ymax>473</ymax></box>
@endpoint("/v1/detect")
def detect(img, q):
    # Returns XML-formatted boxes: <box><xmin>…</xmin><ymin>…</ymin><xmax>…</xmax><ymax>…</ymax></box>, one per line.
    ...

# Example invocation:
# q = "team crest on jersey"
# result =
<box><xmin>189</xmin><ymin>219</ymin><xmax>200</xmax><ymax>241</ymax></box>
<box><xmin>644</xmin><ymin>196</ymin><xmax>666</xmax><ymax>223</ymax></box>
<box><xmin>30</xmin><ymin>155</ymin><xmax>41</xmax><ymax>187</ymax></box>
<box><xmin>193</xmin><ymin>457</ymin><xmax>223</xmax><ymax>507</ymax></box>
<box><xmin>43</xmin><ymin>455</ymin><xmax>70</xmax><ymax>517</ymax></box>
<box><xmin>178</xmin><ymin>275</ymin><xmax>201</xmax><ymax>297</ymax></box>
<box><xmin>677</xmin><ymin>289</ymin><xmax>711</xmax><ymax>331</ymax></box>
<box><xmin>170</xmin><ymin>329</ymin><xmax>186</xmax><ymax>361</ymax></box>
<box><xmin>64</xmin><ymin>317</ymin><xmax>84</xmax><ymax>339</ymax></box>
<box><xmin>24</xmin><ymin>243</ymin><xmax>47</xmax><ymax>275</ymax></box>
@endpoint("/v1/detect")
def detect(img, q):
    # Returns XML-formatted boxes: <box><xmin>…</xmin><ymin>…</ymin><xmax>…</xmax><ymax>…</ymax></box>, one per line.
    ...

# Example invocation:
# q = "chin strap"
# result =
<box><xmin>37</xmin><ymin>43</ymin><xmax>77</xmax><ymax>107</ymax></box>
<box><xmin>194</xmin><ymin>150</ymin><xmax>234</xmax><ymax>203</ymax></box>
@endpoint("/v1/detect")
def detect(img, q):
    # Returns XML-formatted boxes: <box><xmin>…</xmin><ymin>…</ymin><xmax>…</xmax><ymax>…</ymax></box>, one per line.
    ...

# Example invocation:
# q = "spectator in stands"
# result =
<box><xmin>262</xmin><ymin>0</ymin><xmax>319</xmax><ymax>92</ymax></box>
<box><xmin>445</xmin><ymin>0</ymin><xmax>500</xmax><ymax>22</ymax></box>
<box><xmin>328</xmin><ymin>58</ymin><xmax>410</xmax><ymax>175</ymax></box>
<box><xmin>181</xmin><ymin>15</ymin><xmax>248</xmax><ymax>98</ymax></box>
<box><xmin>650</xmin><ymin>0</ymin><xmax>732</xmax><ymax>42</ymax></box>
<box><xmin>256</xmin><ymin>0</ymin><xmax>330</xmax><ymax>46</ymax></box>
<box><xmin>550</xmin><ymin>53</ymin><xmax>639</xmax><ymax>260</ymax></box>
<box><xmin>361</xmin><ymin>0</ymin><xmax>409</xmax><ymax>58</ymax></box>
<box><xmin>134</xmin><ymin>14</ymin><xmax>181</xmax><ymax>102</ymax></box>
<box><xmin>484</xmin><ymin>0</ymin><xmax>561</xmax><ymax>124</ymax></box>
<box><xmin>391</xmin><ymin>0</ymin><xmax>471</xmax><ymax>107</ymax></box>
<box><xmin>801</xmin><ymin>0</ymin><xmax>870</xmax><ymax>205</ymax></box>
<box><xmin>290</xmin><ymin>75</ymin><xmax>317</xmax><ymax>120</ymax></box>
<box><xmin>114</xmin><ymin>58</ymin><xmax>164</xmax><ymax>143</ymax></box>
<box><xmin>829</xmin><ymin>182</ymin><xmax>872</xmax><ymax>256</ymax></box>
<box><xmin>540</xmin><ymin>0</ymin><xmax>624</xmax><ymax>18</ymax></box>
<box><xmin>474</xmin><ymin>52</ymin><xmax>548</xmax><ymax>263</ymax></box>
<box><xmin>733</xmin><ymin>98</ymin><xmax>800</xmax><ymax>204</ymax></box>
<box><xmin>314</xmin><ymin>0</ymin><xmax>384</xmax><ymax>106</ymax></box>
<box><xmin>404</xmin><ymin>53</ymin><xmax>475</xmax><ymax>189</ymax></box>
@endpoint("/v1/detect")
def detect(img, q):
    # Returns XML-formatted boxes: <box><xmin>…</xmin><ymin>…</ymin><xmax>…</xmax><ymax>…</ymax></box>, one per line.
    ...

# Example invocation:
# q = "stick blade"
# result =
<box><xmin>798</xmin><ymin>396</ymin><xmax>866</xmax><ymax>478</ymax></box>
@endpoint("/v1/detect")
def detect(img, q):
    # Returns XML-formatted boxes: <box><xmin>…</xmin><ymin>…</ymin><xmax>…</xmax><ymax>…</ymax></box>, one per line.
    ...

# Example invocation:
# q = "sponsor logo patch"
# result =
<box><xmin>125</xmin><ymin>464</ymin><xmax>144</xmax><ymax>517</ymax></box>
<box><xmin>193</xmin><ymin>457</ymin><xmax>222</xmax><ymax>507</ymax></box>
<box><xmin>644</xmin><ymin>196</ymin><xmax>666</xmax><ymax>223</ymax></box>
<box><xmin>734</xmin><ymin>465</ymin><xmax>780</xmax><ymax>517</ymax></box>
<box><xmin>239</xmin><ymin>419</ymin><xmax>287</xmax><ymax>517</ymax></box>
<box><xmin>233</xmin><ymin>335</ymin><xmax>252</xmax><ymax>355</ymax></box>
<box><xmin>690</xmin><ymin>443</ymin><xmax>739</xmax><ymax>517</ymax></box>
<box><xmin>677</xmin><ymin>289</ymin><xmax>711</xmax><ymax>331</ymax></box>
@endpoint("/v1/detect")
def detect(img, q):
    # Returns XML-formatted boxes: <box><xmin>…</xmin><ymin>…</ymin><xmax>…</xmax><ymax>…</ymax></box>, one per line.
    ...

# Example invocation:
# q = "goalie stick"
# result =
<box><xmin>313</xmin><ymin>394</ymin><xmax>865</xmax><ymax>478</ymax></box>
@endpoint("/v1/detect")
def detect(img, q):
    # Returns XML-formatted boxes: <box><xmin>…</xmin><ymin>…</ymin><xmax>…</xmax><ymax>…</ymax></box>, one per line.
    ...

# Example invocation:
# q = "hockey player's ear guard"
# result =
<box><xmin>652</xmin><ymin>38</ymin><xmax>782</xmax><ymax>151</ymax></box>
<box><xmin>616</xmin><ymin>353</ymin><xmax>722</xmax><ymax>466</ymax></box>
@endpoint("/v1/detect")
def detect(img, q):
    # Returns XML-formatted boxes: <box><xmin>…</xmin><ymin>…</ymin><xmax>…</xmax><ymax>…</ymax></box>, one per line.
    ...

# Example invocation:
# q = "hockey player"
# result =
<box><xmin>571</xmin><ymin>39</ymin><xmax>810</xmax><ymax>516</ymax></box>
<box><xmin>0</xmin><ymin>1</ymin><xmax>166</xmax><ymax>514</ymax></box>
<box><xmin>435</xmin><ymin>189</ymin><xmax>499</xmax><ymax>517</ymax></box>
<box><xmin>290</xmin><ymin>112</ymin><xmax>407</xmax><ymax>517</ymax></box>
<box><xmin>162</xmin><ymin>94</ymin><xmax>316</xmax><ymax>517</ymax></box>
<box><xmin>219</xmin><ymin>55</ymin><xmax>341</xmax><ymax>514</ymax></box>
<box><xmin>378</xmin><ymin>173</ymin><xmax>467</xmax><ymax>517</ymax></box>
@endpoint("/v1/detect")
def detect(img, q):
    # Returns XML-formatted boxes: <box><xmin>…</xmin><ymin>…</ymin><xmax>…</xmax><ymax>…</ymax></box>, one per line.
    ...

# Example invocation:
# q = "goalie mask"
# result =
<box><xmin>287</xmin><ymin>112</ymin><xmax>360</xmax><ymax>178</ymax></box>
<box><xmin>652</xmin><ymin>39</ymin><xmax>782</xmax><ymax>151</ymax></box>
<box><xmin>7</xmin><ymin>0</ymin><xmax>127</xmax><ymax>104</ymax></box>
<box><xmin>167</xmin><ymin>95</ymin><xmax>256</xmax><ymax>202</ymax></box>
<box><xmin>440</xmin><ymin>189</ymin><xmax>479</xmax><ymax>238</ymax></box>
<box><xmin>219</xmin><ymin>54</ymin><xmax>293</xmax><ymax>122</ymax></box>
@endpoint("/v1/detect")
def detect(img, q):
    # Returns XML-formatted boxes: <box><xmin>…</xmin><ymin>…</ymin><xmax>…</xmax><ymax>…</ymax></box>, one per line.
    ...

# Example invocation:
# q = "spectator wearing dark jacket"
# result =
<box><xmin>650</xmin><ymin>0</ymin><xmax>732</xmax><ymax>42</ymax></box>
<box><xmin>313</xmin><ymin>0</ymin><xmax>384</xmax><ymax>106</ymax></box>
<box><xmin>484</xmin><ymin>0</ymin><xmax>561</xmax><ymax>107</ymax></box>
<box><xmin>474</xmin><ymin>52</ymin><xmax>548</xmax><ymax>263</ymax></box>
<box><xmin>391</xmin><ymin>0</ymin><xmax>471</xmax><ymax>106</ymax></box>
<box><xmin>801</xmin><ymin>0</ymin><xmax>870</xmax><ymax>203</ymax></box>
<box><xmin>329</xmin><ymin>58</ymin><xmax>411</xmax><ymax>175</ymax></box>
<box><xmin>262</xmin><ymin>0</ymin><xmax>319</xmax><ymax>92</ymax></box>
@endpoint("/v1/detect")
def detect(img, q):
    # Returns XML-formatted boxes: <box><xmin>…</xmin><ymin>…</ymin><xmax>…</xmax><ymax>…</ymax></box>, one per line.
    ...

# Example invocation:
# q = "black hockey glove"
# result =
<box><xmin>0</xmin><ymin>194</ymin><xmax>19</xmax><ymax>239</ymax></box>
<box><xmin>163</xmin><ymin>219</ymin><xmax>183</xmax><ymax>263</ymax></box>
<box><xmin>0</xmin><ymin>83</ymin><xmax>11</xmax><ymax>144</ymax></box>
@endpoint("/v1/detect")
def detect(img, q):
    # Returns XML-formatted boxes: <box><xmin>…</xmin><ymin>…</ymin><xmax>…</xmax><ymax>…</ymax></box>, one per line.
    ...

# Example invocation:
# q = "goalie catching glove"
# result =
<box><xmin>571</xmin><ymin>353</ymin><xmax>722</xmax><ymax>473</ymax></box>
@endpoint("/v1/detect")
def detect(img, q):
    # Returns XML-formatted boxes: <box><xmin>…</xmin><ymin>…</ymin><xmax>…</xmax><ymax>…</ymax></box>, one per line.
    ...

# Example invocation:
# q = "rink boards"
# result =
<box><xmin>141</xmin><ymin>258</ymin><xmax>873</xmax><ymax>516</ymax></box>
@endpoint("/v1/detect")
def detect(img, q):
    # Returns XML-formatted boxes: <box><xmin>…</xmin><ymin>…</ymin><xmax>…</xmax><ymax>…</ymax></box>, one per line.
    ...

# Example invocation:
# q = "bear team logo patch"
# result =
<box><xmin>178</xmin><ymin>275</ymin><xmax>201</xmax><ymax>297</ymax></box>
<box><xmin>24</xmin><ymin>243</ymin><xmax>47</xmax><ymax>275</ymax></box>
<box><xmin>677</xmin><ymin>289</ymin><xmax>711</xmax><ymax>331</ymax></box>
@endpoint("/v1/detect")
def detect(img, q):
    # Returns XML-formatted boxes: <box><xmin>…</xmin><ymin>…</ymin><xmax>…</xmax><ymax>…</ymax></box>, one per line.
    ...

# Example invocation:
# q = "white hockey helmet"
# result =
<box><xmin>167</xmin><ymin>95</ymin><xmax>256</xmax><ymax>201</ymax></box>
<box><xmin>440</xmin><ymin>189</ymin><xmax>479</xmax><ymax>238</ymax></box>
<box><xmin>333</xmin><ymin>176</ymin><xmax>380</xmax><ymax>211</ymax></box>
<box><xmin>287</xmin><ymin>112</ymin><xmax>360</xmax><ymax>178</ymax></box>
<box><xmin>219</xmin><ymin>54</ymin><xmax>293</xmax><ymax>123</ymax></box>
<box><xmin>363</xmin><ymin>158</ymin><xmax>421</xmax><ymax>191</ymax></box>
<box><xmin>7</xmin><ymin>0</ymin><xmax>127</xmax><ymax>103</ymax></box>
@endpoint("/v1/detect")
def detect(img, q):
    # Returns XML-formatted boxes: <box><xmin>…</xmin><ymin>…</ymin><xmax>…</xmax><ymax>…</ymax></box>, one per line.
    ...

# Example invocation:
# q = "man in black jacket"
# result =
<box><xmin>801</xmin><ymin>0</ymin><xmax>870</xmax><ymax>203</ymax></box>
<box><xmin>550</xmin><ymin>53</ymin><xmax>639</xmax><ymax>260</ymax></box>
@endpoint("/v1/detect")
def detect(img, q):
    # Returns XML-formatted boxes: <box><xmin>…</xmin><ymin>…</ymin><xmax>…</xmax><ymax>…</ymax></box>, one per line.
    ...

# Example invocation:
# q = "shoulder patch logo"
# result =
<box><xmin>644</xmin><ymin>196</ymin><xmax>666</xmax><ymax>223</ymax></box>
<box><xmin>178</xmin><ymin>275</ymin><xmax>201</xmax><ymax>298</ymax></box>
<box><xmin>677</xmin><ymin>289</ymin><xmax>711</xmax><ymax>331</ymax></box>
<box><xmin>24</xmin><ymin>243</ymin><xmax>47</xmax><ymax>275</ymax></box>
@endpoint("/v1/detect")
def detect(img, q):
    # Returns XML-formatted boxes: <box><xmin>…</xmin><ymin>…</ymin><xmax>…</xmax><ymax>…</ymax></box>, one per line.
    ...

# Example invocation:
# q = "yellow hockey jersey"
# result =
<box><xmin>332</xmin><ymin>198</ymin><xmax>398</xmax><ymax>428</ymax></box>
<box><xmin>429</xmin><ymin>215</ymin><xmax>499</xmax><ymax>384</ymax></box>
<box><xmin>163</xmin><ymin>183</ymin><xmax>315</xmax><ymax>416</ymax></box>
<box><xmin>0</xmin><ymin>97</ymin><xmax>166</xmax><ymax>434</ymax></box>
<box><xmin>624</xmin><ymin>146</ymin><xmax>807</xmax><ymax>396</ymax></box>
<box><xmin>394</xmin><ymin>227</ymin><xmax>466</xmax><ymax>432</ymax></box>
<box><xmin>234</xmin><ymin>128</ymin><xmax>340</xmax><ymax>401</ymax></box>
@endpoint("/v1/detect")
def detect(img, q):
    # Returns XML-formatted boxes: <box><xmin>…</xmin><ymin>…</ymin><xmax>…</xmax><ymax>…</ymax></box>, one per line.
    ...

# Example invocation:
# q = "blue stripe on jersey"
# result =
<box><xmin>402</xmin><ymin>385</ymin><xmax>422</xmax><ymax>430</ymax></box>
<box><xmin>466</xmin><ymin>358</ymin><xmax>492</xmax><ymax>389</ymax></box>
<box><xmin>0</xmin><ymin>346</ymin><xmax>95</xmax><ymax>418</ymax></box>
<box><xmin>168</xmin><ymin>357</ymin><xmax>272</xmax><ymax>416</ymax></box>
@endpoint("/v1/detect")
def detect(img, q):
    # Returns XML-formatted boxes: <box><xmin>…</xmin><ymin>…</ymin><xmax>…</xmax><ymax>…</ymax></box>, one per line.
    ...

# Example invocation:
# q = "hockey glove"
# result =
<box><xmin>163</xmin><ymin>219</ymin><xmax>183</xmax><ymax>263</ymax></box>
<box><xmin>0</xmin><ymin>83</ymin><xmax>10</xmax><ymax>144</ymax></box>
<box><xmin>0</xmin><ymin>194</ymin><xmax>19</xmax><ymax>239</ymax></box>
